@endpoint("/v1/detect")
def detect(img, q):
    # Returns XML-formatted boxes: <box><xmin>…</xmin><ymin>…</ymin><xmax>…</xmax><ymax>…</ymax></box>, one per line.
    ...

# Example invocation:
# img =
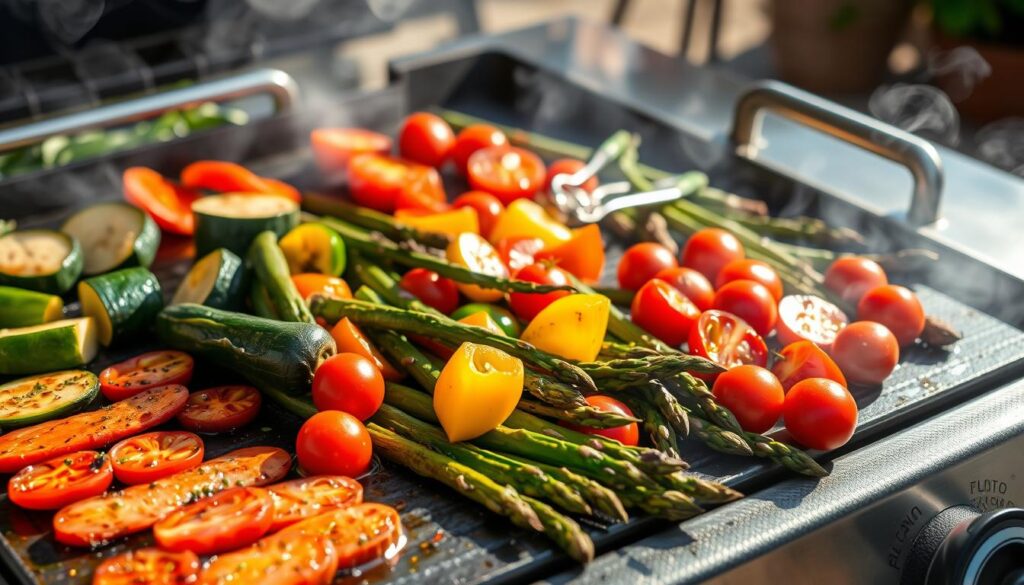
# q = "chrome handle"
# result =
<box><xmin>0</xmin><ymin>68</ymin><xmax>299</xmax><ymax>152</ymax></box>
<box><xmin>731</xmin><ymin>80</ymin><xmax>944</xmax><ymax>226</ymax></box>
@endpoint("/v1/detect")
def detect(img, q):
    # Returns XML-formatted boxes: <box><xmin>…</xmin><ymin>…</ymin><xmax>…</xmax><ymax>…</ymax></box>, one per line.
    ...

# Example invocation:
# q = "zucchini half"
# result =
<box><xmin>61</xmin><ymin>202</ymin><xmax>160</xmax><ymax>276</ymax></box>
<box><xmin>0</xmin><ymin>229</ymin><xmax>83</xmax><ymax>293</ymax></box>
<box><xmin>171</xmin><ymin>248</ymin><xmax>247</xmax><ymax>310</ymax></box>
<box><xmin>279</xmin><ymin>222</ymin><xmax>347</xmax><ymax>276</ymax></box>
<box><xmin>0</xmin><ymin>369</ymin><xmax>99</xmax><ymax>429</ymax></box>
<box><xmin>0</xmin><ymin>317</ymin><xmax>98</xmax><ymax>375</ymax></box>
<box><xmin>193</xmin><ymin>194</ymin><xmax>299</xmax><ymax>257</ymax></box>
<box><xmin>78</xmin><ymin>267</ymin><xmax>164</xmax><ymax>346</ymax></box>
<box><xmin>0</xmin><ymin>286</ymin><xmax>64</xmax><ymax>328</ymax></box>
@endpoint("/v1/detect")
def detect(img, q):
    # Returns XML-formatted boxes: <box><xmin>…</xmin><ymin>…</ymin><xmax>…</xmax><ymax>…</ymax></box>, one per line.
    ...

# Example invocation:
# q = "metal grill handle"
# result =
<box><xmin>731</xmin><ymin>80</ymin><xmax>944</xmax><ymax>226</ymax></box>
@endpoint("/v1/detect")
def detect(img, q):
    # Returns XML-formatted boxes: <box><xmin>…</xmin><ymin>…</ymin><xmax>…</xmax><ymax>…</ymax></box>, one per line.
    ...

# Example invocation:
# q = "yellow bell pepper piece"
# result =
<box><xmin>446</xmin><ymin>233</ymin><xmax>509</xmax><ymax>302</ymax></box>
<box><xmin>488</xmin><ymin>199</ymin><xmax>571</xmax><ymax>248</ymax></box>
<box><xmin>520</xmin><ymin>294</ymin><xmax>609</xmax><ymax>362</ymax></box>
<box><xmin>433</xmin><ymin>342</ymin><xmax>524</xmax><ymax>442</ymax></box>
<box><xmin>394</xmin><ymin>207</ymin><xmax>480</xmax><ymax>237</ymax></box>
<box><xmin>456</xmin><ymin>311</ymin><xmax>507</xmax><ymax>336</ymax></box>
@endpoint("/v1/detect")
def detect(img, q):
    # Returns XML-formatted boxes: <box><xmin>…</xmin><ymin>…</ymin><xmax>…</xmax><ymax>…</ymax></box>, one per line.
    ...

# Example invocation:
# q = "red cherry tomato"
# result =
<box><xmin>398</xmin><ymin>112</ymin><xmax>455</xmax><ymax>167</ymax></box>
<box><xmin>347</xmin><ymin>154</ymin><xmax>445</xmax><ymax>213</ymax></box>
<box><xmin>716</xmin><ymin>259</ymin><xmax>783</xmax><ymax>302</ymax></box>
<box><xmin>711</xmin><ymin>365</ymin><xmax>785</xmax><ymax>433</ymax></box>
<box><xmin>680</xmin><ymin>228</ymin><xmax>745</xmax><ymax>283</ymax></box>
<box><xmin>772</xmin><ymin>340</ymin><xmax>847</xmax><ymax>392</ymax></box>
<box><xmin>176</xmin><ymin>385</ymin><xmax>262</xmax><ymax>434</ymax></box>
<box><xmin>654</xmin><ymin>266</ymin><xmax>715</xmax><ymax>311</ymax></box>
<box><xmin>451</xmin><ymin>124</ymin><xmax>508</xmax><ymax>175</ymax></box>
<box><xmin>154</xmin><ymin>487</ymin><xmax>274</xmax><ymax>555</ymax></box>
<box><xmin>296</xmin><ymin>411</ymin><xmax>373</xmax><ymax>477</ymax></box>
<box><xmin>7</xmin><ymin>451</ymin><xmax>113</xmax><ymax>510</ymax></box>
<box><xmin>312</xmin><ymin>353</ymin><xmax>385</xmax><ymax>421</ymax></box>
<box><xmin>508</xmin><ymin>263</ymin><xmax>573</xmax><ymax>321</ymax></box>
<box><xmin>108</xmin><ymin>431</ymin><xmax>204</xmax><ymax>485</ymax></box>
<box><xmin>545</xmin><ymin>158</ymin><xmax>598</xmax><ymax>193</ymax></box>
<box><xmin>98</xmin><ymin>350</ymin><xmax>194</xmax><ymax>401</ymax></box>
<box><xmin>496</xmin><ymin>237</ymin><xmax>546</xmax><ymax>273</ymax></box>
<box><xmin>688</xmin><ymin>310</ymin><xmax>769</xmax><ymax>374</ymax></box>
<box><xmin>630</xmin><ymin>279</ymin><xmax>701</xmax><ymax>347</ymax></box>
<box><xmin>399</xmin><ymin>268</ymin><xmax>461</xmax><ymax>314</ymax></box>
<box><xmin>857</xmin><ymin>285</ymin><xmax>925</xmax><ymax>347</ymax></box>
<box><xmin>563</xmin><ymin>395</ymin><xmax>639</xmax><ymax>446</ymax></box>
<box><xmin>617</xmin><ymin>242</ymin><xmax>678</xmax><ymax>291</ymax></box>
<box><xmin>831</xmin><ymin>321</ymin><xmax>900</xmax><ymax>385</ymax></box>
<box><xmin>712</xmin><ymin>280</ymin><xmax>778</xmax><ymax>336</ymax></box>
<box><xmin>783</xmin><ymin>378</ymin><xmax>858</xmax><ymax>450</ymax></box>
<box><xmin>467</xmin><ymin>146</ymin><xmax>546</xmax><ymax>204</ymax></box>
<box><xmin>776</xmin><ymin>295</ymin><xmax>849</xmax><ymax>350</ymax></box>
<box><xmin>452</xmin><ymin>191</ymin><xmax>505</xmax><ymax>238</ymax></box>
<box><xmin>310</xmin><ymin>128</ymin><xmax>392</xmax><ymax>177</ymax></box>
<box><xmin>93</xmin><ymin>549</ymin><xmax>199</xmax><ymax>585</ymax></box>
<box><xmin>825</xmin><ymin>257</ymin><xmax>888</xmax><ymax>305</ymax></box>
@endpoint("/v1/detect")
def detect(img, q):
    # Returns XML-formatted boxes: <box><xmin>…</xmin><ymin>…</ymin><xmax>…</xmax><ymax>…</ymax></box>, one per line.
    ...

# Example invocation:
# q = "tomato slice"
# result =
<box><xmin>776</xmin><ymin>295</ymin><xmax>849</xmax><ymax>350</ymax></box>
<box><xmin>347</xmin><ymin>154</ymin><xmax>445</xmax><ymax>213</ymax></box>
<box><xmin>180</xmin><ymin>161</ymin><xmax>300</xmax><ymax>202</ymax></box>
<box><xmin>98</xmin><ymin>350</ymin><xmax>194</xmax><ymax>401</ymax></box>
<box><xmin>310</xmin><ymin>128</ymin><xmax>392</xmax><ymax>177</ymax></box>
<box><xmin>176</xmin><ymin>386</ymin><xmax>262</xmax><ymax>434</ymax></box>
<box><xmin>496</xmin><ymin>237</ymin><xmax>546</xmax><ymax>273</ymax></box>
<box><xmin>7</xmin><ymin>451</ymin><xmax>112</xmax><ymax>510</ymax></box>
<box><xmin>268</xmin><ymin>475</ymin><xmax>364</xmax><ymax>532</ymax></box>
<box><xmin>687</xmin><ymin>310</ymin><xmax>769</xmax><ymax>377</ymax></box>
<box><xmin>466</xmin><ymin>146</ymin><xmax>546</xmax><ymax>204</ymax></box>
<box><xmin>279</xmin><ymin>502</ymin><xmax>403</xmax><ymax>569</ymax></box>
<box><xmin>772</xmin><ymin>340</ymin><xmax>848</xmax><ymax>392</ymax></box>
<box><xmin>93</xmin><ymin>548</ymin><xmax>199</xmax><ymax>585</ymax></box>
<box><xmin>154</xmin><ymin>486</ymin><xmax>273</xmax><ymax>554</ymax></box>
<box><xmin>109</xmin><ymin>431</ymin><xmax>204</xmax><ymax>485</ymax></box>
<box><xmin>200</xmin><ymin>530</ymin><xmax>338</xmax><ymax>585</ymax></box>
<box><xmin>122</xmin><ymin>167</ymin><xmax>200</xmax><ymax>236</ymax></box>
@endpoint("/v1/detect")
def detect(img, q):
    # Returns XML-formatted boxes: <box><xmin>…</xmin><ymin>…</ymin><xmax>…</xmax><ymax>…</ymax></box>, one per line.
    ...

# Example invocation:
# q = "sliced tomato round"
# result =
<box><xmin>7</xmin><ymin>450</ymin><xmax>112</xmax><ymax>510</ymax></box>
<box><xmin>268</xmin><ymin>476</ymin><xmax>364</xmax><ymax>532</ymax></box>
<box><xmin>176</xmin><ymin>385</ymin><xmax>262</xmax><ymax>434</ymax></box>
<box><xmin>108</xmin><ymin>431</ymin><xmax>204</xmax><ymax>485</ymax></box>
<box><xmin>98</xmin><ymin>350</ymin><xmax>194</xmax><ymax>401</ymax></box>
<box><xmin>154</xmin><ymin>486</ymin><xmax>273</xmax><ymax>555</ymax></box>
<box><xmin>467</xmin><ymin>146</ymin><xmax>546</xmax><ymax>204</ymax></box>
<box><xmin>200</xmin><ymin>530</ymin><xmax>338</xmax><ymax>585</ymax></box>
<box><xmin>688</xmin><ymin>310</ymin><xmax>769</xmax><ymax>376</ymax></box>
<box><xmin>496</xmin><ymin>236</ymin><xmax>546</xmax><ymax>273</ymax></box>
<box><xmin>772</xmin><ymin>340</ymin><xmax>848</xmax><ymax>392</ymax></box>
<box><xmin>311</xmin><ymin>128</ymin><xmax>392</xmax><ymax>177</ymax></box>
<box><xmin>93</xmin><ymin>548</ymin><xmax>199</xmax><ymax>585</ymax></box>
<box><xmin>776</xmin><ymin>295</ymin><xmax>849</xmax><ymax>350</ymax></box>
<box><xmin>279</xmin><ymin>502</ymin><xmax>404</xmax><ymax>569</ymax></box>
<box><xmin>122</xmin><ymin>167</ymin><xmax>200</xmax><ymax>236</ymax></box>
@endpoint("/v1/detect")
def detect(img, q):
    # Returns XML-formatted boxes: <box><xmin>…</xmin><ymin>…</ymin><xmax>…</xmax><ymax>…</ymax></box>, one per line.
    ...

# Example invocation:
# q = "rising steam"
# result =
<box><xmin>868</xmin><ymin>83</ymin><xmax>960</xmax><ymax>146</ymax></box>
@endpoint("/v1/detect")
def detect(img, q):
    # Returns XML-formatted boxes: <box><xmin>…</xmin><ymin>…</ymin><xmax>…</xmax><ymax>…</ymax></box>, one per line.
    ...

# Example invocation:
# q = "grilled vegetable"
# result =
<box><xmin>0</xmin><ymin>286</ymin><xmax>63</xmax><ymax>327</ymax></box>
<box><xmin>61</xmin><ymin>202</ymin><xmax>159</xmax><ymax>275</ymax></box>
<box><xmin>248</xmin><ymin>231</ymin><xmax>314</xmax><ymax>323</ymax></box>
<box><xmin>0</xmin><ymin>370</ymin><xmax>99</xmax><ymax>429</ymax></box>
<box><xmin>278</xmin><ymin>222</ymin><xmax>347</xmax><ymax>276</ymax></box>
<box><xmin>0</xmin><ymin>317</ymin><xmax>98</xmax><ymax>375</ymax></box>
<box><xmin>78</xmin><ymin>267</ymin><xmax>163</xmax><ymax>346</ymax></box>
<box><xmin>99</xmin><ymin>350</ymin><xmax>194</xmax><ymax>401</ymax></box>
<box><xmin>0</xmin><ymin>229</ymin><xmax>83</xmax><ymax>293</ymax></box>
<box><xmin>170</xmin><ymin>248</ymin><xmax>246</xmax><ymax>310</ymax></box>
<box><xmin>8</xmin><ymin>450</ymin><xmax>113</xmax><ymax>510</ymax></box>
<box><xmin>249</xmin><ymin>282</ymin><xmax>279</xmax><ymax>319</ymax></box>
<box><xmin>192</xmin><ymin>194</ymin><xmax>299</xmax><ymax>256</ymax></box>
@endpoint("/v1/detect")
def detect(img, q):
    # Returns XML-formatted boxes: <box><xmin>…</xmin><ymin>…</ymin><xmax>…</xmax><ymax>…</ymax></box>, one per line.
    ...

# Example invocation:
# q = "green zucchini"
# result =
<box><xmin>61</xmin><ymin>202</ymin><xmax>160</xmax><ymax>275</ymax></box>
<box><xmin>0</xmin><ymin>317</ymin><xmax>98</xmax><ymax>375</ymax></box>
<box><xmin>78</xmin><ymin>267</ymin><xmax>164</xmax><ymax>346</ymax></box>
<box><xmin>278</xmin><ymin>222</ymin><xmax>347</xmax><ymax>276</ymax></box>
<box><xmin>0</xmin><ymin>286</ymin><xmax>64</xmax><ymax>327</ymax></box>
<box><xmin>193</xmin><ymin>194</ymin><xmax>299</xmax><ymax>257</ymax></box>
<box><xmin>248</xmin><ymin>231</ymin><xmax>314</xmax><ymax>323</ymax></box>
<box><xmin>156</xmin><ymin>303</ymin><xmax>335</xmax><ymax>395</ymax></box>
<box><xmin>249</xmin><ymin>282</ymin><xmax>280</xmax><ymax>320</ymax></box>
<box><xmin>0</xmin><ymin>229</ymin><xmax>83</xmax><ymax>293</ymax></box>
<box><xmin>0</xmin><ymin>370</ymin><xmax>99</xmax><ymax>428</ymax></box>
<box><xmin>170</xmin><ymin>248</ymin><xmax>246</xmax><ymax>310</ymax></box>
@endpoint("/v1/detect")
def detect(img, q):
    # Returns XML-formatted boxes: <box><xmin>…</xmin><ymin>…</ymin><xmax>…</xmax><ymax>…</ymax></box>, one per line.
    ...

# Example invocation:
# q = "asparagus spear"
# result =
<box><xmin>516</xmin><ymin>399</ymin><xmax>641</xmax><ymax>429</ymax></box>
<box><xmin>302</xmin><ymin>192</ymin><xmax>451</xmax><ymax>249</ymax></box>
<box><xmin>581</xmin><ymin>354</ymin><xmax>723</xmax><ymax>382</ymax></box>
<box><xmin>502</xmin><ymin>454</ymin><xmax>629</xmax><ymax>523</ymax></box>
<box><xmin>622</xmin><ymin>393</ymin><xmax>680</xmax><ymax>459</ymax></box>
<box><xmin>247</xmin><ymin>231</ymin><xmax>315</xmax><ymax>323</ymax></box>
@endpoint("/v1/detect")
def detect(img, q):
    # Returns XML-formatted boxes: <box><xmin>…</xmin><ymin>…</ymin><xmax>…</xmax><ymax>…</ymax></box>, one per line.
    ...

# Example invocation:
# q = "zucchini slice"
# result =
<box><xmin>0</xmin><ymin>317</ymin><xmax>98</xmax><ymax>375</ymax></box>
<box><xmin>0</xmin><ymin>370</ymin><xmax>99</xmax><ymax>429</ymax></box>
<box><xmin>61</xmin><ymin>202</ymin><xmax>160</xmax><ymax>275</ymax></box>
<box><xmin>0</xmin><ymin>286</ymin><xmax>64</xmax><ymax>328</ymax></box>
<box><xmin>0</xmin><ymin>229</ymin><xmax>83</xmax><ymax>293</ymax></box>
<box><xmin>193</xmin><ymin>194</ymin><xmax>299</xmax><ymax>257</ymax></box>
<box><xmin>278</xmin><ymin>222</ymin><xmax>347</xmax><ymax>276</ymax></box>
<box><xmin>78</xmin><ymin>267</ymin><xmax>164</xmax><ymax>346</ymax></box>
<box><xmin>171</xmin><ymin>248</ymin><xmax>246</xmax><ymax>310</ymax></box>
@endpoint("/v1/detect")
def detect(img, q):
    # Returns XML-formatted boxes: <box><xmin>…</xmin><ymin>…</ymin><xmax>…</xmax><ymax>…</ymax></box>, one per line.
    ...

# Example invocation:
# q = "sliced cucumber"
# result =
<box><xmin>0</xmin><ymin>286</ymin><xmax>63</xmax><ymax>328</ymax></box>
<box><xmin>0</xmin><ymin>370</ymin><xmax>99</xmax><ymax>429</ymax></box>
<box><xmin>0</xmin><ymin>229</ymin><xmax>83</xmax><ymax>293</ymax></box>
<box><xmin>78</xmin><ymin>267</ymin><xmax>163</xmax><ymax>347</ymax></box>
<box><xmin>0</xmin><ymin>317</ymin><xmax>98</xmax><ymax>375</ymax></box>
<box><xmin>171</xmin><ymin>248</ymin><xmax>246</xmax><ymax>310</ymax></box>
<box><xmin>278</xmin><ymin>222</ymin><xmax>347</xmax><ymax>276</ymax></box>
<box><xmin>61</xmin><ymin>202</ymin><xmax>160</xmax><ymax>275</ymax></box>
<box><xmin>193</xmin><ymin>194</ymin><xmax>299</xmax><ymax>257</ymax></box>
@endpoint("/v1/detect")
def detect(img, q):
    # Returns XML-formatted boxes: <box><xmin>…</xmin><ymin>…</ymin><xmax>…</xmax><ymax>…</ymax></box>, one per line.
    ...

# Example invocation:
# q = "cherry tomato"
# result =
<box><xmin>508</xmin><ymin>263</ymin><xmax>573</xmax><ymax>321</ymax></box>
<box><xmin>98</xmin><ymin>350</ymin><xmax>194</xmax><ymax>401</ymax></box>
<box><xmin>108</xmin><ymin>431</ymin><xmax>204</xmax><ymax>485</ymax></box>
<box><xmin>630</xmin><ymin>279</ymin><xmax>700</xmax><ymax>347</ymax></box>
<box><xmin>617</xmin><ymin>242</ymin><xmax>678</xmax><ymax>291</ymax></box>
<box><xmin>329</xmin><ymin>318</ymin><xmax>405</xmax><ymax>381</ymax></box>
<box><xmin>313</xmin><ymin>353</ymin><xmax>385</xmax><ymax>421</ymax></box>
<box><xmin>347</xmin><ymin>154</ymin><xmax>445</xmax><ymax>213</ymax></box>
<box><xmin>783</xmin><ymin>378</ymin><xmax>858</xmax><ymax>450</ymax></box>
<box><xmin>154</xmin><ymin>487</ymin><xmax>273</xmax><ymax>555</ymax></box>
<box><xmin>446</xmin><ymin>232</ymin><xmax>510</xmax><ymax>302</ymax></box>
<box><xmin>772</xmin><ymin>340</ymin><xmax>847</xmax><ymax>392</ymax></box>
<box><xmin>688</xmin><ymin>310</ymin><xmax>769</xmax><ymax>374</ymax></box>
<box><xmin>825</xmin><ymin>257</ymin><xmax>888</xmax><ymax>305</ymax></box>
<box><xmin>93</xmin><ymin>548</ymin><xmax>199</xmax><ymax>585</ymax></box>
<box><xmin>680</xmin><ymin>228</ymin><xmax>745</xmax><ymax>283</ymax></box>
<box><xmin>268</xmin><ymin>475</ymin><xmax>364</xmax><ymax>532</ymax></box>
<box><xmin>776</xmin><ymin>295</ymin><xmax>849</xmax><ymax>350</ymax></box>
<box><xmin>291</xmin><ymin>273</ymin><xmax>352</xmax><ymax>301</ymax></box>
<box><xmin>451</xmin><ymin>124</ymin><xmax>509</xmax><ymax>175</ymax></box>
<box><xmin>399</xmin><ymin>268</ymin><xmax>461</xmax><ymax>314</ymax></box>
<box><xmin>122</xmin><ymin>167</ymin><xmax>200</xmax><ymax>236</ymax></box>
<box><xmin>545</xmin><ymin>158</ymin><xmax>598</xmax><ymax>193</ymax></box>
<box><xmin>716</xmin><ymin>259</ymin><xmax>783</xmax><ymax>302</ymax></box>
<box><xmin>467</xmin><ymin>146</ymin><xmax>546</xmax><ymax>204</ymax></box>
<box><xmin>7</xmin><ymin>451</ymin><xmax>113</xmax><ymax>510</ymax></box>
<box><xmin>563</xmin><ymin>395</ymin><xmax>639</xmax><ymax>446</ymax></box>
<box><xmin>395</xmin><ymin>188</ymin><xmax>451</xmax><ymax>214</ymax></box>
<box><xmin>399</xmin><ymin>112</ymin><xmax>455</xmax><ymax>167</ymax></box>
<box><xmin>857</xmin><ymin>285</ymin><xmax>925</xmax><ymax>347</ymax></box>
<box><xmin>711</xmin><ymin>365</ymin><xmax>785</xmax><ymax>434</ymax></box>
<box><xmin>654</xmin><ymin>266</ymin><xmax>715</xmax><ymax>311</ymax></box>
<box><xmin>296</xmin><ymin>411</ymin><xmax>373</xmax><ymax>477</ymax></box>
<box><xmin>453</xmin><ymin>191</ymin><xmax>504</xmax><ymax>238</ymax></box>
<box><xmin>712</xmin><ymin>280</ymin><xmax>778</xmax><ymax>336</ymax></box>
<box><xmin>310</xmin><ymin>128</ymin><xmax>392</xmax><ymax>177</ymax></box>
<box><xmin>496</xmin><ymin>236</ymin><xmax>546</xmax><ymax>273</ymax></box>
<box><xmin>176</xmin><ymin>385</ymin><xmax>262</xmax><ymax>433</ymax></box>
<box><xmin>831</xmin><ymin>321</ymin><xmax>900</xmax><ymax>385</ymax></box>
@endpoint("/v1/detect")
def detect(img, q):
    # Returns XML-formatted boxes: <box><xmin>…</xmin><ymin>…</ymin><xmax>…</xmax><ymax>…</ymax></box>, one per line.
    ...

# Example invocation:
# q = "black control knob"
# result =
<box><xmin>902</xmin><ymin>506</ymin><xmax>1024</xmax><ymax>585</ymax></box>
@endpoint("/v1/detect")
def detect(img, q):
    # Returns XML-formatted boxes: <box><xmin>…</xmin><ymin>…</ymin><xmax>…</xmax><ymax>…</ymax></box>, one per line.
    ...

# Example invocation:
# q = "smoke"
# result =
<box><xmin>975</xmin><ymin>118</ymin><xmax>1024</xmax><ymax>177</ymax></box>
<box><xmin>927</xmin><ymin>46</ymin><xmax>992</xmax><ymax>102</ymax></box>
<box><xmin>868</xmin><ymin>83</ymin><xmax>960</xmax><ymax>146</ymax></box>
<box><xmin>365</xmin><ymin>0</ymin><xmax>416</xmax><ymax>22</ymax></box>
<box><xmin>37</xmin><ymin>0</ymin><xmax>105</xmax><ymax>44</ymax></box>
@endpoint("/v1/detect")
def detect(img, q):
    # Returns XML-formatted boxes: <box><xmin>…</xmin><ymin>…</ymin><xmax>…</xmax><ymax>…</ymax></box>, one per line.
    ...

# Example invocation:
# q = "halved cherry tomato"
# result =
<box><xmin>310</xmin><ymin>128</ymin><xmax>392</xmax><ymax>177</ymax></box>
<box><xmin>453</xmin><ymin>191</ymin><xmax>504</xmax><ymax>237</ymax></box>
<box><xmin>771</xmin><ymin>340</ymin><xmax>848</xmax><ymax>392</ymax></box>
<box><xmin>831</xmin><ymin>321</ymin><xmax>900</xmax><ymax>385</ymax></box>
<box><xmin>313</xmin><ymin>353</ymin><xmax>385</xmax><ymax>421</ymax></box>
<box><xmin>200</xmin><ymin>530</ymin><xmax>338</xmax><ymax>585</ymax></box>
<box><xmin>399</xmin><ymin>268</ymin><xmax>460</xmax><ymax>314</ymax></box>
<box><xmin>618</xmin><ymin>242</ymin><xmax>678</xmax><ymax>291</ymax></box>
<box><xmin>716</xmin><ymin>259</ymin><xmax>783</xmax><ymax>302</ymax></box>
<box><xmin>776</xmin><ymin>295</ymin><xmax>849</xmax><ymax>350</ymax></box>
<box><xmin>180</xmin><ymin>160</ymin><xmax>300</xmax><ymax>202</ymax></box>
<box><xmin>329</xmin><ymin>318</ymin><xmax>404</xmax><ymax>381</ymax></box>
<box><xmin>545</xmin><ymin>158</ymin><xmax>598</xmax><ymax>193</ymax></box>
<box><xmin>268</xmin><ymin>476</ymin><xmax>364</xmax><ymax>533</ymax></box>
<box><xmin>534</xmin><ymin>224</ymin><xmax>606</xmax><ymax>284</ymax></box>
<box><xmin>98</xmin><ymin>350</ymin><xmax>194</xmax><ymax>401</ymax></box>
<box><xmin>631</xmin><ymin>279</ymin><xmax>700</xmax><ymax>347</ymax></box>
<box><xmin>783</xmin><ymin>378</ymin><xmax>858</xmax><ymax>450</ymax></box>
<box><xmin>108</xmin><ymin>431</ymin><xmax>204</xmax><ymax>485</ymax></box>
<box><xmin>93</xmin><ymin>548</ymin><xmax>199</xmax><ymax>585</ymax></box>
<box><xmin>176</xmin><ymin>385</ymin><xmax>262</xmax><ymax>433</ymax></box>
<box><xmin>398</xmin><ymin>112</ymin><xmax>455</xmax><ymax>167</ymax></box>
<box><xmin>347</xmin><ymin>154</ymin><xmax>445</xmax><ymax>213</ymax></box>
<box><xmin>825</xmin><ymin>257</ymin><xmax>888</xmax><ymax>305</ymax></box>
<box><xmin>711</xmin><ymin>365</ymin><xmax>784</xmax><ymax>434</ymax></box>
<box><xmin>395</xmin><ymin>188</ymin><xmax>451</xmax><ymax>214</ymax></box>
<box><xmin>277</xmin><ymin>502</ymin><xmax>403</xmax><ymax>570</ymax></box>
<box><xmin>447</xmin><ymin>232</ymin><xmax>510</xmax><ymax>302</ymax></box>
<box><xmin>122</xmin><ymin>167</ymin><xmax>200</xmax><ymax>235</ymax></box>
<box><xmin>654</xmin><ymin>266</ymin><xmax>715</xmax><ymax>311</ymax></box>
<box><xmin>296</xmin><ymin>411</ymin><xmax>373</xmax><ymax>477</ymax></box>
<box><xmin>452</xmin><ymin>124</ymin><xmax>509</xmax><ymax>175</ymax></box>
<box><xmin>681</xmin><ymin>228</ymin><xmax>745</xmax><ymax>283</ymax></box>
<box><xmin>712</xmin><ymin>280</ymin><xmax>778</xmax><ymax>336</ymax></box>
<box><xmin>857</xmin><ymin>284</ymin><xmax>925</xmax><ymax>347</ymax></box>
<box><xmin>508</xmin><ymin>263</ymin><xmax>572</xmax><ymax>321</ymax></box>
<box><xmin>292</xmin><ymin>273</ymin><xmax>352</xmax><ymax>301</ymax></box>
<box><xmin>563</xmin><ymin>395</ymin><xmax>639</xmax><ymax>446</ymax></box>
<box><xmin>467</xmin><ymin>146</ymin><xmax>546</xmax><ymax>204</ymax></box>
<box><xmin>8</xmin><ymin>451</ymin><xmax>113</xmax><ymax>510</ymax></box>
<box><xmin>496</xmin><ymin>236</ymin><xmax>546</xmax><ymax>273</ymax></box>
<box><xmin>688</xmin><ymin>310</ymin><xmax>769</xmax><ymax>375</ymax></box>
<box><xmin>154</xmin><ymin>487</ymin><xmax>274</xmax><ymax>554</ymax></box>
